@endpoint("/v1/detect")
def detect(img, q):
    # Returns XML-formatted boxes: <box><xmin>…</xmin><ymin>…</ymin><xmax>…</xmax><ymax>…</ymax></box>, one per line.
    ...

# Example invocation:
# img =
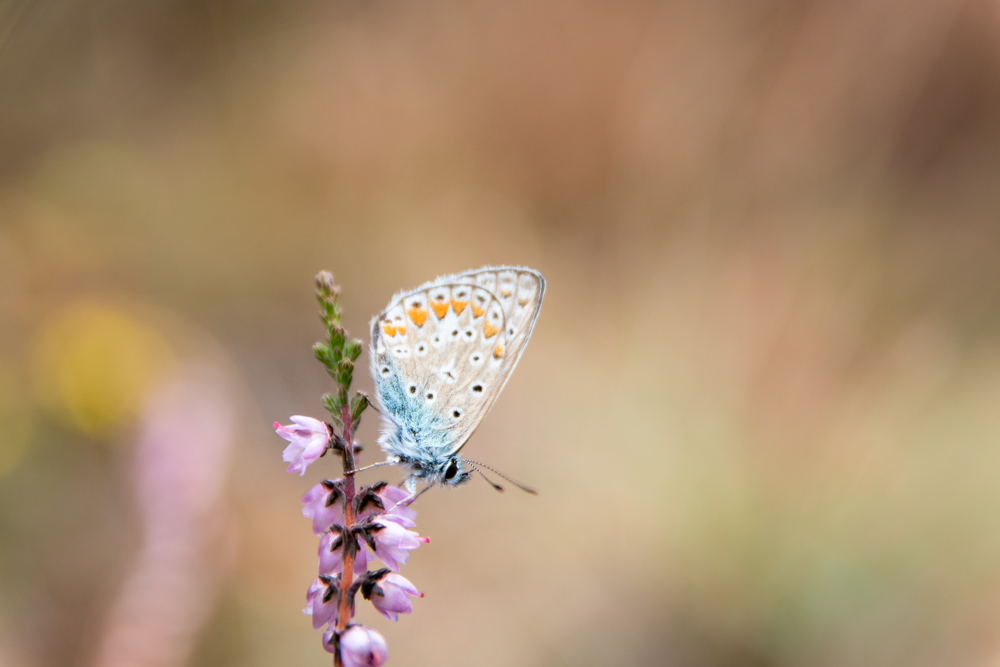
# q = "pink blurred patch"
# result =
<box><xmin>91</xmin><ymin>364</ymin><xmax>235</xmax><ymax>667</ymax></box>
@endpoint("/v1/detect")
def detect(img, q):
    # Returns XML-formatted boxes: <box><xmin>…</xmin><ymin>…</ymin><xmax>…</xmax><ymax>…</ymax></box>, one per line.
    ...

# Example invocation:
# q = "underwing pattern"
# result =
<box><xmin>369</xmin><ymin>265</ymin><xmax>545</xmax><ymax>490</ymax></box>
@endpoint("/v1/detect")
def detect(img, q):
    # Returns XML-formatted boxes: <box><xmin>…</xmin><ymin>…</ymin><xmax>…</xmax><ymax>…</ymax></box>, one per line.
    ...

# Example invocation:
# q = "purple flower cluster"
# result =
<box><xmin>277</xmin><ymin>417</ymin><xmax>427</xmax><ymax>665</ymax></box>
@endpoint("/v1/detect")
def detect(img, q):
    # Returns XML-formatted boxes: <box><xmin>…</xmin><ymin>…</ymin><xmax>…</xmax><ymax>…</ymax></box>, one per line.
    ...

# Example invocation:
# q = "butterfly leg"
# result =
<box><xmin>395</xmin><ymin>482</ymin><xmax>433</xmax><ymax>507</ymax></box>
<box><xmin>347</xmin><ymin>460</ymin><xmax>398</xmax><ymax>475</ymax></box>
<box><xmin>357</xmin><ymin>391</ymin><xmax>384</xmax><ymax>417</ymax></box>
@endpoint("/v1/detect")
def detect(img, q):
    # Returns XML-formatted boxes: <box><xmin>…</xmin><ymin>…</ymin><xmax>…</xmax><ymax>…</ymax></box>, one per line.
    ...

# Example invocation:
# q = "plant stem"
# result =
<box><xmin>335</xmin><ymin>402</ymin><xmax>357</xmax><ymax>664</ymax></box>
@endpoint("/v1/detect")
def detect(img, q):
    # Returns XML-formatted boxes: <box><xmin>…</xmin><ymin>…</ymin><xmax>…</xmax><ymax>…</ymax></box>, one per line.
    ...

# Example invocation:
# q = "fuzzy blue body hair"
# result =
<box><xmin>377</xmin><ymin>364</ymin><xmax>451</xmax><ymax>461</ymax></box>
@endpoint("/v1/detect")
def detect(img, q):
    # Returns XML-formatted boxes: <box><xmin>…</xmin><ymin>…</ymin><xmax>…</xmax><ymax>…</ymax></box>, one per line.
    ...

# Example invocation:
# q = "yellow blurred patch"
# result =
<box><xmin>33</xmin><ymin>302</ymin><xmax>175</xmax><ymax>438</ymax></box>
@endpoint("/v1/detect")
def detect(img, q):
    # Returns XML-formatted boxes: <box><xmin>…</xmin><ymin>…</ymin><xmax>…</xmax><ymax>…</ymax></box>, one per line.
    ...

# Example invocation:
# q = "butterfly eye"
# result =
<box><xmin>471</xmin><ymin>384</ymin><xmax>483</xmax><ymax>393</ymax></box>
<box><xmin>444</xmin><ymin>459</ymin><xmax>459</xmax><ymax>480</ymax></box>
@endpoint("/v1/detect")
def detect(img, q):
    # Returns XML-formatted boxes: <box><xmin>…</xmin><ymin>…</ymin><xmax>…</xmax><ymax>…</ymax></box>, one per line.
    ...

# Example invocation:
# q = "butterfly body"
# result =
<box><xmin>369</xmin><ymin>266</ymin><xmax>545</xmax><ymax>491</ymax></box>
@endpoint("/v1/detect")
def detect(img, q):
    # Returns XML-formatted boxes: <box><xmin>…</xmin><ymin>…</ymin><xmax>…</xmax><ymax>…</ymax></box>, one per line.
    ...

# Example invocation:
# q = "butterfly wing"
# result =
<box><xmin>370</xmin><ymin>266</ymin><xmax>545</xmax><ymax>459</ymax></box>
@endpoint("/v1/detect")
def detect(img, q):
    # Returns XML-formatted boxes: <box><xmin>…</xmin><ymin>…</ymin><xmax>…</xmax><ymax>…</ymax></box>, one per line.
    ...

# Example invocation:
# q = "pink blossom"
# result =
<box><xmin>275</xmin><ymin>416</ymin><xmax>330</xmax><ymax>476</ymax></box>
<box><xmin>338</xmin><ymin>625</ymin><xmax>389</xmax><ymax>666</ymax></box>
<box><xmin>304</xmin><ymin>578</ymin><xmax>338</xmax><ymax>630</ymax></box>
<box><xmin>358</xmin><ymin>484</ymin><xmax>417</xmax><ymax>528</ymax></box>
<box><xmin>322</xmin><ymin>629</ymin><xmax>337</xmax><ymax>655</ymax></box>
<box><xmin>366</xmin><ymin>517</ymin><xmax>429</xmax><ymax>572</ymax></box>
<box><xmin>322</xmin><ymin>629</ymin><xmax>336</xmax><ymax>655</ymax></box>
<box><xmin>368</xmin><ymin>573</ymin><xmax>423</xmax><ymax>622</ymax></box>
<box><xmin>302</xmin><ymin>481</ymin><xmax>345</xmax><ymax>535</ymax></box>
<box><xmin>319</xmin><ymin>530</ymin><xmax>368</xmax><ymax>576</ymax></box>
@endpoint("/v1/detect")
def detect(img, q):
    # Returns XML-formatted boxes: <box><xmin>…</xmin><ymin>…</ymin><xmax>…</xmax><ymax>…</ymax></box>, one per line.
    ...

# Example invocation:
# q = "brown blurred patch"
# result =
<box><xmin>4</xmin><ymin>0</ymin><xmax>1000</xmax><ymax>666</ymax></box>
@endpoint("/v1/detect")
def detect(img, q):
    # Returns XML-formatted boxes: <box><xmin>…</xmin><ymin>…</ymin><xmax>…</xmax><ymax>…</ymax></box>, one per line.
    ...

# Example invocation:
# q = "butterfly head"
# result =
<box><xmin>394</xmin><ymin>451</ymin><xmax>471</xmax><ymax>489</ymax></box>
<box><xmin>441</xmin><ymin>457</ymin><xmax>471</xmax><ymax>487</ymax></box>
<box><xmin>416</xmin><ymin>455</ymin><xmax>471</xmax><ymax>487</ymax></box>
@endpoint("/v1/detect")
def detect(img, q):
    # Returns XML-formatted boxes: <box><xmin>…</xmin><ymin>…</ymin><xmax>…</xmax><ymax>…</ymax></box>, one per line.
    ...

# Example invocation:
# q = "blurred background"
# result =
<box><xmin>3</xmin><ymin>0</ymin><xmax>1000</xmax><ymax>665</ymax></box>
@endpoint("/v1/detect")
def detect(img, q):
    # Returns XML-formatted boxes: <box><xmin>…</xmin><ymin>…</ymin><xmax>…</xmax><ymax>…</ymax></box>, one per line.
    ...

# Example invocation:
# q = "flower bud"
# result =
<box><xmin>304</xmin><ymin>577</ymin><xmax>338</xmax><ymax>630</ymax></box>
<box><xmin>301</xmin><ymin>481</ymin><xmax>345</xmax><ymax>535</ymax></box>
<box><xmin>319</xmin><ymin>529</ymin><xmax>368</xmax><ymax>576</ymax></box>
<box><xmin>315</xmin><ymin>271</ymin><xmax>336</xmax><ymax>295</ymax></box>
<box><xmin>338</xmin><ymin>625</ymin><xmax>388</xmax><ymax>667</ymax></box>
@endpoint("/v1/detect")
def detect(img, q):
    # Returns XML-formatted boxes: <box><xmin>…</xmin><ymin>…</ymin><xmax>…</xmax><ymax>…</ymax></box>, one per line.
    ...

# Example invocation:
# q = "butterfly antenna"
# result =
<box><xmin>463</xmin><ymin>459</ymin><xmax>538</xmax><ymax>495</ymax></box>
<box><xmin>467</xmin><ymin>463</ymin><xmax>505</xmax><ymax>493</ymax></box>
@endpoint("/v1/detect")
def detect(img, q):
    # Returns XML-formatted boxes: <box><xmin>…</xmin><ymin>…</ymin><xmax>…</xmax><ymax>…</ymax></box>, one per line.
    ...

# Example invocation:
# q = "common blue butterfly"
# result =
<box><xmin>369</xmin><ymin>266</ymin><xmax>545</xmax><ymax>492</ymax></box>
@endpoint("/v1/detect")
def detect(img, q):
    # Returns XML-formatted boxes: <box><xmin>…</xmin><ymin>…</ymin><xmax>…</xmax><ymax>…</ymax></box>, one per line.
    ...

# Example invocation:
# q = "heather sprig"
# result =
<box><xmin>274</xmin><ymin>272</ymin><xmax>426</xmax><ymax>666</ymax></box>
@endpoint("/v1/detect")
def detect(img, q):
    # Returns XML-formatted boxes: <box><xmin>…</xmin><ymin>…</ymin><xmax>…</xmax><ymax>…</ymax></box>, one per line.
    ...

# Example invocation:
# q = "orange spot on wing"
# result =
<box><xmin>483</xmin><ymin>322</ymin><xmax>500</xmax><ymax>338</ymax></box>
<box><xmin>430</xmin><ymin>301</ymin><xmax>450</xmax><ymax>319</ymax></box>
<box><xmin>397</xmin><ymin>326</ymin><xmax>406</xmax><ymax>335</ymax></box>
<box><xmin>518</xmin><ymin>297</ymin><xmax>529</xmax><ymax>306</ymax></box>
<box><xmin>500</xmin><ymin>289</ymin><xmax>512</xmax><ymax>298</ymax></box>
<box><xmin>407</xmin><ymin>307</ymin><xmax>427</xmax><ymax>327</ymax></box>
<box><xmin>381</xmin><ymin>323</ymin><xmax>397</xmax><ymax>337</ymax></box>
<box><xmin>451</xmin><ymin>299</ymin><xmax>468</xmax><ymax>315</ymax></box>
<box><xmin>493</xmin><ymin>344</ymin><xmax>504</xmax><ymax>359</ymax></box>
<box><xmin>471</xmin><ymin>304</ymin><xmax>485</xmax><ymax>318</ymax></box>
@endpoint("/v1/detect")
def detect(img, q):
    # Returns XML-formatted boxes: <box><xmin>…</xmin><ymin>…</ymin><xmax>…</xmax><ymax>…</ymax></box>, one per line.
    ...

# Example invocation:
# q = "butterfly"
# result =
<box><xmin>369</xmin><ymin>265</ymin><xmax>545</xmax><ymax>493</ymax></box>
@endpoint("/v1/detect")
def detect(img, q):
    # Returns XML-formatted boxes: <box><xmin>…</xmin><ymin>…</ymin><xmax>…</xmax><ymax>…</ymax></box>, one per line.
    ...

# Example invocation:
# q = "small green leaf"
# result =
<box><xmin>350</xmin><ymin>393</ymin><xmax>369</xmax><ymax>422</ymax></box>
<box><xmin>313</xmin><ymin>342</ymin><xmax>332</xmax><ymax>365</ymax></box>
<box><xmin>330</xmin><ymin>345</ymin><xmax>343</xmax><ymax>364</ymax></box>
<box><xmin>321</xmin><ymin>393</ymin><xmax>344</xmax><ymax>428</ymax></box>
<box><xmin>328</xmin><ymin>325</ymin><xmax>346</xmax><ymax>352</ymax></box>
<box><xmin>338</xmin><ymin>358</ymin><xmax>354</xmax><ymax>388</ymax></box>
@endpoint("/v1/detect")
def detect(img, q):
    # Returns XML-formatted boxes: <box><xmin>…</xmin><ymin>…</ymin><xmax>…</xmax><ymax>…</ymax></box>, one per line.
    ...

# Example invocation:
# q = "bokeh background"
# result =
<box><xmin>3</xmin><ymin>1</ymin><xmax>1000</xmax><ymax>665</ymax></box>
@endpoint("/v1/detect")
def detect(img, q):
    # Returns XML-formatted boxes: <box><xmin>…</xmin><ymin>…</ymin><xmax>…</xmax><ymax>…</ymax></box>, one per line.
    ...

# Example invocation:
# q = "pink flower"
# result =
<box><xmin>322</xmin><ymin>629</ymin><xmax>337</xmax><ymax>655</ymax></box>
<box><xmin>319</xmin><ymin>530</ymin><xmax>368</xmax><ymax>576</ymax></box>
<box><xmin>368</xmin><ymin>573</ymin><xmax>423</xmax><ymax>621</ymax></box>
<box><xmin>337</xmin><ymin>625</ymin><xmax>389</xmax><ymax>666</ymax></box>
<box><xmin>302</xmin><ymin>481</ymin><xmax>345</xmax><ymax>535</ymax></box>
<box><xmin>358</xmin><ymin>484</ymin><xmax>417</xmax><ymax>528</ymax></box>
<box><xmin>366</xmin><ymin>517</ymin><xmax>429</xmax><ymax>572</ymax></box>
<box><xmin>275</xmin><ymin>416</ymin><xmax>330</xmax><ymax>476</ymax></box>
<box><xmin>304</xmin><ymin>577</ymin><xmax>338</xmax><ymax>630</ymax></box>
